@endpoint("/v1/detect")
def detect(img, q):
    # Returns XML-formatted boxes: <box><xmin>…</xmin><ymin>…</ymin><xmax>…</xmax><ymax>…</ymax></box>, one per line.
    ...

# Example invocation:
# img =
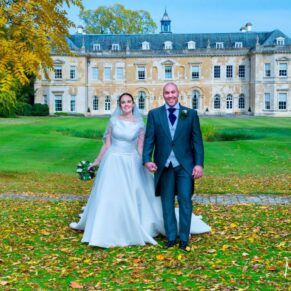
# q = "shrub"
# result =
<box><xmin>0</xmin><ymin>91</ymin><xmax>16</xmax><ymax>117</ymax></box>
<box><xmin>15</xmin><ymin>102</ymin><xmax>32</xmax><ymax>116</ymax></box>
<box><xmin>31</xmin><ymin>103</ymin><xmax>49</xmax><ymax>116</ymax></box>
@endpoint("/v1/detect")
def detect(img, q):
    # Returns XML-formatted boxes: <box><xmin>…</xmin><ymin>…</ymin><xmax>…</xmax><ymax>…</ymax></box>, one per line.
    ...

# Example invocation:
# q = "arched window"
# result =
<box><xmin>238</xmin><ymin>94</ymin><xmax>245</xmax><ymax>109</ymax></box>
<box><xmin>214</xmin><ymin>94</ymin><xmax>221</xmax><ymax>109</ymax></box>
<box><xmin>226</xmin><ymin>94</ymin><xmax>233</xmax><ymax>109</ymax></box>
<box><xmin>93</xmin><ymin>96</ymin><xmax>99</xmax><ymax>110</ymax></box>
<box><xmin>105</xmin><ymin>96</ymin><xmax>111</xmax><ymax>111</ymax></box>
<box><xmin>138</xmin><ymin>91</ymin><xmax>146</xmax><ymax>110</ymax></box>
<box><xmin>192</xmin><ymin>90</ymin><xmax>200</xmax><ymax>109</ymax></box>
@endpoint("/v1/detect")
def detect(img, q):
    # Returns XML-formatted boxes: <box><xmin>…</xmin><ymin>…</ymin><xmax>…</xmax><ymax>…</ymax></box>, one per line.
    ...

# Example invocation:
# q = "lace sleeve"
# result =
<box><xmin>103</xmin><ymin>118</ymin><xmax>114</xmax><ymax>143</ymax></box>
<box><xmin>137</xmin><ymin>124</ymin><xmax>145</xmax><ymax>156</ymax></box>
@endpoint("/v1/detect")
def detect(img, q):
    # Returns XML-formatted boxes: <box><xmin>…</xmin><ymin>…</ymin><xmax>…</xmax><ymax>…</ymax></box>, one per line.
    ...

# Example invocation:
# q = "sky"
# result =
<box><xmin>64</xmin><ymin>0</ymin><xmax>291</xmax><ymax>36</ymax></box>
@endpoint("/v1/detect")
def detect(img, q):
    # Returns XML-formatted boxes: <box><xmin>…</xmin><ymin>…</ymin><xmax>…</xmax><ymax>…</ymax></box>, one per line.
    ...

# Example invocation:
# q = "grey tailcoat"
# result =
<box><xmin>142</xmin><ymin>104</ymin><xmax>204</xmax><ymax>196</ymax></box>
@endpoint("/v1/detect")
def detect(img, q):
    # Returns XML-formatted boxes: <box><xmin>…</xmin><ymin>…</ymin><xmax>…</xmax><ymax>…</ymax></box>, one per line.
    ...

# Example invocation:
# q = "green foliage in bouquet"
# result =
<box><xmin>76</xmin><ymin>161</ymin><xmax>96</xmax><ymax>181</ymax></box>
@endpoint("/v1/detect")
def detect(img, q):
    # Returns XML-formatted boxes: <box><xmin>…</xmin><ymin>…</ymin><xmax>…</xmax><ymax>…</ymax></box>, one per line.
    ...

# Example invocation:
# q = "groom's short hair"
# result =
<box><xmin>163</xmin><ymin>82</ymin><xmax>179</xmax><ymax>94</ymax></box>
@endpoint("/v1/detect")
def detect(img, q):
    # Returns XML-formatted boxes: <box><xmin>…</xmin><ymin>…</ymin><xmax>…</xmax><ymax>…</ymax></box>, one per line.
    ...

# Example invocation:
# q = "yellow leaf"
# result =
<box><xmin>156</xmin><ymin>255</ymin><xmax>165</xmax><ymax>261</ymax></box>
<box><xmin>230</xmin><ymin>223</ymin><xmax>237</xmax><ymax>228</ymax></box>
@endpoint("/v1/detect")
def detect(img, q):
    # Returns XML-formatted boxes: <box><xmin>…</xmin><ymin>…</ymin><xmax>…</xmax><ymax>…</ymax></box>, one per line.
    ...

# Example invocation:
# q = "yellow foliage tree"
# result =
<box><xmin>0</xmin><ymin>0</ymin><xmax>83</xmax><ymax>116</ymax></box>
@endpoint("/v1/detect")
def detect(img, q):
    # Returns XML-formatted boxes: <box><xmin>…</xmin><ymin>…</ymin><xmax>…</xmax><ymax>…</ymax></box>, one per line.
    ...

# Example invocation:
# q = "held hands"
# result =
<box><xmin>192</xmin><ymin>165</ymin><xmax>203</xmax><ymax>179</ymax></box>
<box><xmin>145</xmin><ymin>162</ymin><xmax>158</xmax><ymax>173</ymax></box>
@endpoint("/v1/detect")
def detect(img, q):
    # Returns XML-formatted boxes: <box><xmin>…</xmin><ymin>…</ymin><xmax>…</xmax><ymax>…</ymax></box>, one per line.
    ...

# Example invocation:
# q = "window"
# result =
<box><xmin>92</xmin><ymin>67</ymin><xmax>99</xmax><ymax>80</ymax></box>
<box><xmin>70</xmin><ymin>65</ymin><xmax>77</xmax><ymax>80</ymax></box>
<box><xmin>105</xmin><ymin>96</ymin><xmax>111</xmax><ymax>111</ymax></box>
<box><xmin>213</xmin><ymin>94</ymin><xmax>221</xmax><ymax>109</ymax></box>
<box><xmin>70</xmin><ymin>96</ymin><xmax>76</xmax><ymax>112</ymax></box>
<box><xmin>104</xmin><ymin>67</ymin><xmax>111</xmax><ymax>80</ymax></box>
<box><xmin>238</xmin><ymin>65</ymin><xmax>245</xmax><ymax>78</ymax></box>
<box><xmin>235</xmin><ymin>42</ymin><xmax>243</xmax><ymax>48</ymax></box>
<box><xmin>265</xmin><ymin>63</ymin><xmax>271</xmax><ymax>77</ymax></box>
<box><xmin>192</xmin><ymin>90</ymin><xmax>200</xmax><ymax>109</ymax></box>
<box><xmin>214</xmin><ymin>65</ymin><xmax>221</xmax><ymax>79</ymax></box>
<box><xmin>93</xmin><ymin>96</ymin><xmax>99</xmax><ymax>110</ymax></box>
<box><xmin>43</xmin><ymin>95</ymin><xmax>48</xmax><ymax>105</ymax></box>
<box><xmin>93</xmin><ymin>43</ymin><xmax>101</xmax><ymax>51</ymax></box>
<box><xmin>164</xmin><ymin>41</ymin><xmax>172</xmax><ymax>50</ymax></box>
<box><xmin>165</xmin><ymin>66</ymin><xmax>172</xmax><ymax>79</ymax></box>
<box><xmin>279</xmin><ymin>63</ymin><xmax>287</xmax><ymax>77</ymax></box>
<box><xmin>188</xmin><ymin>41</ymin><xmax>196</xmax><ymax>50</ymax></box>
<box><xmin>54</xmin><ymin>95</ymin><xmax>62</xmax><ymax>112</ymax></box>
<box><xmin>191</xmin><ymin>65</ymin><xmax>199</xmax><ymax>79</ymax></box>
<box><xmin>216</xmin><ymin>42</ymin><xmax>224</xmax><ymax>49</ymax></box>
<box><xmin>226</xmin><ymin>65</ymin><xmax>233</xmax><ymax>78</ymax></box>
<box><xmin>226</xmin><ymin>95</ymin><xmax>233</xmax><ymax>109</ymax></box>
<box><xmin>54</xmin><ymin>65</ymin><xmax>62</xmax><ymax>79</ymax></box>
<box><xmin>264</xmin><ymin>93</ymin><xmax>271</xmax><ymax>110</ymax></box>
<box><xmin>112</xmin><ymin>44</ymin><xmax>120</xmax><ymax>51</ymax></box>
<box><xmin>142</xmin><ymin>42</ymin><xmax>150</xmax><ymax>50</ymax></box>
<box><xmin>138</xmin><ymin>91</ymin><xmax>146</xmax><ymax>110</ymax></box>
<box><xmin>238</xmin><ymin>94</ymin><xmax>245</xmax><ymax>109</ymax></box>
<box><xmin>276</xmin><ymin>37</ymin><xmax>285</xmax><ymax>46</ymax></box>
<box><xmin>137</xmin><ymin>66</ymin><xmax>145</xmax><ymax>80</ymax></box>
<box><xmin>278</xmin><ymin>93</ymin><xmax>287</xmax><ymax>110</ymax></box>
<box><xmin>116</xmin><ymin>67</ymin><xmax>124</xmax><ymax>80</ymax></box>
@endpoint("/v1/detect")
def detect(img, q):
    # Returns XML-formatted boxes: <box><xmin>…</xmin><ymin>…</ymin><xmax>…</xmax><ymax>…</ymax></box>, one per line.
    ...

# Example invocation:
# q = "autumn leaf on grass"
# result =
<box><xmin>156</xmin><ymin>254</ymin><xmax>165</xmax><ymax>261</ymax></box>
<box><xmin>267</xmin><ymin>266</ymin><xmax>277</xmax><ymax>271</ymax></box>
<box><xmin>0</xmin><ymin>281</ymin><xmax>9</xmax><ymax>286</ymax></box>
<box><xmin>70</xmin><ymin>281</ymin><xmax>83</xmax><ymax>289</ymax></box>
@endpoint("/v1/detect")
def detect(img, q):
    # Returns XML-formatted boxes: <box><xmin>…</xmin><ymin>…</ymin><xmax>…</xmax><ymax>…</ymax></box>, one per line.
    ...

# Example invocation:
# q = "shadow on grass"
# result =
<box><xmin>56</xmin><ymin>128</ymin><xmax>104</xmax><ymax>140</ymax></box>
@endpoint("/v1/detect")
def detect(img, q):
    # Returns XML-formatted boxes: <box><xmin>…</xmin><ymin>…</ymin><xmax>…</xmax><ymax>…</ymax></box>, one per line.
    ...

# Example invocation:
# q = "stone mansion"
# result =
<box><xmin>34</xmin><ymin>11</ymin><xmax>291</xmax><ymax>116</ymax></box>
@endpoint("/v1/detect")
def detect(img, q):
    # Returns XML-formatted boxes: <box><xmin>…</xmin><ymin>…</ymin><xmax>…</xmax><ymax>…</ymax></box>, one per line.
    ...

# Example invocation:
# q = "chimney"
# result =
<box><xmin>245</xmin><ymin>22</ymin><xmax>252</xmax><ymax>32</ymax></box>
<box><xmin>77</xmin><ymin>25</ymin><xmax>84</xmax><ymax>34</ymax></box>
<box><xmin>240</xmin><ymin>26</ymin><xmax>247</xmax><ymax>32</ymax></box>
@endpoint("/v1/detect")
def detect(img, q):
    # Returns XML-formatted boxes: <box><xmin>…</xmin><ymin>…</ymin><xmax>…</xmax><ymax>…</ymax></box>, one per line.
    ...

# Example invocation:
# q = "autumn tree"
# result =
<box><xmin>0</xmin><ymin>0</ymin><xmax>83</xmax><ymax>116</ymax></box>
<box><xmin>79</xmin><ymin>4</ymin><xmax>157</xmax><ymax>34</ymax></box>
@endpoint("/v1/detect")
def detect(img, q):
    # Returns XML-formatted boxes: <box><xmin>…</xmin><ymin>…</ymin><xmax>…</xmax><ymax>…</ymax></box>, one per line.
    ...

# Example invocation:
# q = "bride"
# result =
<box><xmin>70</xmin><ymin>93</ymin><xmax>210</xmax><ymax>248</ymax></box>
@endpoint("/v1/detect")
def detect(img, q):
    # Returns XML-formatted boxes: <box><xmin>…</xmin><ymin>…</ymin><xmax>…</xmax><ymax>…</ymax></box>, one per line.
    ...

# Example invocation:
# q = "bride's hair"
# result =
<box><xmin>118</xmin><ymin>93</ymin><xmax>134</xmax><ymax>106</ymax></box>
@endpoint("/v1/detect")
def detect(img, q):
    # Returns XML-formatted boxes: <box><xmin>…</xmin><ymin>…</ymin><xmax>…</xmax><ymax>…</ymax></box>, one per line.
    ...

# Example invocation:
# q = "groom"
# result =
<box><xmin>143</xmin><ymin>82</ymin><xmax>204</xmax><ymax>251</ymax></box>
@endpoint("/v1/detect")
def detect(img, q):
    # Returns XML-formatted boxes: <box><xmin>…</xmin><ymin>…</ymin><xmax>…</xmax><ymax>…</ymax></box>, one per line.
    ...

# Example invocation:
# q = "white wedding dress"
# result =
<box><xmin>70</xmin><ymin>118</ymin><xmax>210</xmax><ymax>248</ymax></box>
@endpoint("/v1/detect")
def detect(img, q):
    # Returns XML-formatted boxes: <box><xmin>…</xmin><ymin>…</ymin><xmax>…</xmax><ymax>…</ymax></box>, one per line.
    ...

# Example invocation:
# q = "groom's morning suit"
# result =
<box><xmin>143</xmin><ymin>101</ymin><xmax>204</xmax><ymax>243</ymax></box>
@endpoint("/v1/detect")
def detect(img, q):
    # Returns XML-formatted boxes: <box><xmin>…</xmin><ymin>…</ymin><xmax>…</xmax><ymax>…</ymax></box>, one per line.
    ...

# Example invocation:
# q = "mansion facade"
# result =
<box><xmin>34</xmin><ymin>12</ymin><xmax>291</xmax><ymax>116</ymax></box>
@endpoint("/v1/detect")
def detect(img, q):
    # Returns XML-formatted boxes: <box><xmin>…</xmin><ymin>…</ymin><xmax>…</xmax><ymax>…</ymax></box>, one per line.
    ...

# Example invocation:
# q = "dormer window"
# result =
<box><xmin>142</xmin><ymin>41</ymin><xmax>150</xmax><ymax>50</ymax></box>
<box><xmin>187</xmin><ymin>41</ymin><xmax>196</xmax><ymax>50</ymax></box>
<box><xmin>164</xmin><ymin>41</ymin><xmax>172</xmax><ymax>50</ymax></box>
<box><xmin>276</xmin><ymin>37</ymin><xmax>285</xmax><ymax>46</ymax></box>
<box><xmin>235</xmin><ymin>42</ymin><xmax>243</xmax><ymax>48</ymax></box>
<box><xmin>93</xmin><ymin>43</ymin><xmax>101</xmax><ymax>51</ymax></box>
<box><xmin>112</xmin><ymin>44</ymin><xmax>120</xmax><ymax>51</ymax></box>
<box><xmin>216</xmin><ymin>42</ymin><xmax>224</xmax><ymax>49</ymax></box>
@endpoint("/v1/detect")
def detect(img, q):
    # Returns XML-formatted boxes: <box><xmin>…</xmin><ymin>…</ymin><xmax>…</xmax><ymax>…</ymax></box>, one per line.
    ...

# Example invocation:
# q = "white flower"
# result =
<box><xmin>76</xmin><ymin>169</ymin><xmax>83</xmax><ymax>173</ymax></box>
<box><xmin>81</xmin><ymin>160</ymin><xmax>86</xmax><ymax>164</ymax></box>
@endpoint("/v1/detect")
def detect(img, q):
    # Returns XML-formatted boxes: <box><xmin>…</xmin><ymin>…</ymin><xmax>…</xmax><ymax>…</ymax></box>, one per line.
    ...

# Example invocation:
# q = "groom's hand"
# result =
<box><xmin>145</xmin><ymin>162</ymin><xmax>158</xmax><ymax>173</ymax></box>
<box><xmin>192</xmin><ymin>165</ymin><xmax>203</xmax><ymax>179</ymax></box>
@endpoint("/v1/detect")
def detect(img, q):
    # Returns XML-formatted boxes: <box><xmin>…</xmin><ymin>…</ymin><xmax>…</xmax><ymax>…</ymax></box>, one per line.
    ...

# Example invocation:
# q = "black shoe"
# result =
<box><xmin>179</xmin><ymin>240</ymin><xmax>189</xmax><ymax>251</ymax></box>
<box><xmin>165</xmin><ymin>240</ymin><xmax>177</xmax><ymax>248</ymax></box>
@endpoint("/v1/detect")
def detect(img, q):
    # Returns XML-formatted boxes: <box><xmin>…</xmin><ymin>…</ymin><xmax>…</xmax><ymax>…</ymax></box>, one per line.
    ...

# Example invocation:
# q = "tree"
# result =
<box><xmin>0</xmin><ymin>0</ymin><xmax>83</xmax><ymax>116</ymax></box>
<box><xmin>80</xmin><ymin>4</ymin><xmax>157</xmax><ymax>34</ymax></box>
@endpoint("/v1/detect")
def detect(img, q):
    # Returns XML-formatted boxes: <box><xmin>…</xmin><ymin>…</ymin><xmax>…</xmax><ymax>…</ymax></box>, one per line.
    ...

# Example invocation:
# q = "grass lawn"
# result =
<box><xmin>0</xmin><ymin>116</ymin><xmax>290</xmax><ymax>195</ymax></box>
<box><xmin>0</xmin><ymin>200</ymin><xmax>289</xmax><ymax>289</ymax></box>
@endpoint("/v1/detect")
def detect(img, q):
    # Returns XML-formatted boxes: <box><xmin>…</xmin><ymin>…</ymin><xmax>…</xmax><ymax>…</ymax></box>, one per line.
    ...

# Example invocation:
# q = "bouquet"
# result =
<box><xmin>76</xmin><ymin>161</ymin><xmax>96</xmax><ymax>181</ymax></box>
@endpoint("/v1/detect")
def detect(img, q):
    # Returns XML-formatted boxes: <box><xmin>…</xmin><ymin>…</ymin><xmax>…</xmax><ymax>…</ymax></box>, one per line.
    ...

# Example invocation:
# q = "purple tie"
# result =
<box><xmin>168</xmin><ymin>108</ymin><xmax>177</xmax><ymax>126</ymax></box>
